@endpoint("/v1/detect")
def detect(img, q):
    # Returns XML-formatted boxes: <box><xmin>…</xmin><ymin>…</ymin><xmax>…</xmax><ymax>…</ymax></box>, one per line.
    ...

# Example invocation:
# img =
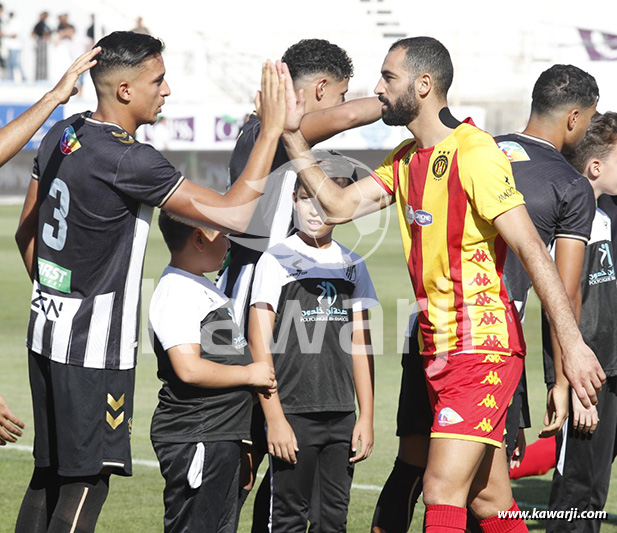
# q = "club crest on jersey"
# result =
<box><xmin>432</xmin><ymin>155</ymin><xmax>448</xmax><ymax>179</ymax></box>
<box><xmin>438</xmin><ymin>407</ymin><xmax>464</xmax><ymax>427</ymax></box>
<box><xmin>414</xmin><ymin>210</ymin><xmax>433</xmax><ymax>226</ymax></box>
<box><xmin>60</xmin><ymin>126</ymin><xmax>81</xmax><ymax>155</ymax></box>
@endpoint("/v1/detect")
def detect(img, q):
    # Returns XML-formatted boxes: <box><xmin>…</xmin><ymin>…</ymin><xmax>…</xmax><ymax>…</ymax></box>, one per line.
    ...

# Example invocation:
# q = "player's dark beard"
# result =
<box><xmin>379</xmin><ymin>85</ymin><xmax>419</xmax><ymax>126</ymax></box>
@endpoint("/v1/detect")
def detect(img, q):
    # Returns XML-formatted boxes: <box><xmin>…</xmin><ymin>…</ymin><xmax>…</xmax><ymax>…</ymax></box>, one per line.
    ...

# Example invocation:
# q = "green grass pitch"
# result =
<box><xmin>0</xmin><ymin>204</ymin><xmax>615</xmax><ymax>531</ymax></box>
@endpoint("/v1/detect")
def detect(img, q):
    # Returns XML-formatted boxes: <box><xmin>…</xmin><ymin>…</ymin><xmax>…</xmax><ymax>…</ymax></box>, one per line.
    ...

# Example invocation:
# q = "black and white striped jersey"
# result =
<box><xmin>27</xmin><ymin>112</ymin><xmax>183</xmax><ymax>370</ymax></box>
<box><xmin>250</xmin><ymin>234</ymin><xmax>378</xmax><ymax>414</ymax></box>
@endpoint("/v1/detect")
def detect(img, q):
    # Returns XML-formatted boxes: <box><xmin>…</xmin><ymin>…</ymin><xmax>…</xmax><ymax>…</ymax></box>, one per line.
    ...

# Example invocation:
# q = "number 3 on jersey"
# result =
<box><xmin>42</xmin><ymin>178</ymin><xmax>70</xmax><ymax>251</ymax></box>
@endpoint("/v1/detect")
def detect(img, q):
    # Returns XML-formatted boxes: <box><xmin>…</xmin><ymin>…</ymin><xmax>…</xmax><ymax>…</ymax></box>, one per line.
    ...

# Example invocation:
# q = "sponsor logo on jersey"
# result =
<box><xmin>438</xmin><ymin>407</ymin><xmax>464</xmax><ymax>427</ymax></box>
<box><xmin>497</xmin><ymin>141</ymin><xmax>530</xmax><ymax>162</ymax></box>
<box><xmin>414</xmin><ymin>210</ymin><xmax>433</xmax><ymax>226</ymax></box>
<box><xmin>289</xmin><ymin>259</ymin><xmax>307</xmax><ymax>278</ymax></box>
<box><xmin>37</xmin><ymin>257</ymin><xmax>72</xmax><ymax>293</ymax></box>
<box><xmin>301</xmin><ymin>281</ymin><xmax>349</xmax><ymax>322</ymax></box>
<box><xmin>432</xmin><ymin>155</ymin><xmax>449</xmax><ymax>179</ymax></box>
<box><xmin>588</xmin><ymin>242</ymin><xmax>616</xmax><ymax>285</ymax></box>
<box><xmin>60</xmin><ymin>126</ymin><xmax>81</xmax><ymax>155</ymax></box>
<box><xmin>497</xmin><ymin>186</ymin><xmax>517</xmax><ymax>203</ymax></box>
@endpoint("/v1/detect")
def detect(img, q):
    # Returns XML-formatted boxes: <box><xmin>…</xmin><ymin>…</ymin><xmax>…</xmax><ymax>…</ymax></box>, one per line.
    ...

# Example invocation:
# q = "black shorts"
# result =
<box><xmin>153</xmin><ymin>440</ymin><xmax>241</xmax><ymax>533</ymax></box>
<box><xmin>28</xmin><ymin>350</ymin><xmax>135</xmax><ymax>477</ymax></box>
<box><xmin>396</xmin><ymin>329</ymin><xmax>433</xmax><ymax>437</ymax></box>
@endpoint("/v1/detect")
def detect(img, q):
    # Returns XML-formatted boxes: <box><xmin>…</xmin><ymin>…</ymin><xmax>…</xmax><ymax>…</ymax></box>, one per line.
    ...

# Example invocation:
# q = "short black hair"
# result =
<box><xmin>567</xmin><ymin>112</ymin><xmax>617</xmax><ymax>173</ymax></box>
<box><xmin>282</xmin><ymin>39</ymin><xmax>353</xmax><ymax>81</ymax></box>
<box><xmin>158</xmin><ymin>211</ymin><xmax>196</xmax><ymax>253</ymax></box>
<box><xmin>389</xmin><ymin>37</ymin><xmax>453</xmax><ymax>97</ymax></box>
<box><xmin>531</xmin><ymin>65</ymin><xmax>599</xmax><ymax>116</ymax></box>
<box><xmin>294</xmin><ymin>150</ymin><xmax>357</xmax><ymax>192</ymax></box>
<box><xmin>90</xmin><ymin>31</ymin><xmax>164</xmax><ymax>86</ymax></box>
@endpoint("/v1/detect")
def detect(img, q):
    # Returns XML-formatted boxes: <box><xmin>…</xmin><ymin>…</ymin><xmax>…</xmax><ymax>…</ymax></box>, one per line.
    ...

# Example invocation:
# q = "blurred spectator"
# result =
<box><xmin>32</xmin><ymin>11</ymin><xmax>51</xmax><ymax>80</ymax></box>
<box><xmin>4</xmin><ymin>12</ymin><xmax>26</xmax><ymax>82</ymax></box>
<box><xmin>132</xmin><ymin>16</ymin><xmax>150</xmax><ymax>35</ymax></box>
<box><xmin>56</xmin><ymin>13</ymin><xmax>75</xmax><ymax>41</ymax></box>
<box><xmin>86</xmin><ymin>13</ymin><xmax>95</xmax><ymax>45</ymax></box>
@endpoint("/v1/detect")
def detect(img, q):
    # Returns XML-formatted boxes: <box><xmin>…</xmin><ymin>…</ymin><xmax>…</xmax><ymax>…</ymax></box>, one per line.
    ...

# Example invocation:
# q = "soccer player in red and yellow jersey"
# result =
<box><xmin>281</xmin><ymin>37</ymin><xmax>605</xmax><ymax>532</ymax></box>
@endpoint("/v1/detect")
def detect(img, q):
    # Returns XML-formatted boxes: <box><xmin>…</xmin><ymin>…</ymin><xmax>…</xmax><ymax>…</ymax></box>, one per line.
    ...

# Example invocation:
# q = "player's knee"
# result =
<box><xmin>422</xmin><ymin>469</ymin><xmax>466</xmax><ymax>507</ymax></box>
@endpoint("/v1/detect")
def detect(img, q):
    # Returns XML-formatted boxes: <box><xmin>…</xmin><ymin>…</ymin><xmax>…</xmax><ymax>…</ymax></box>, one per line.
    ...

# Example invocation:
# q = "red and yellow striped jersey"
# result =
<box><xmin>372</xmin><ymin>122</ymin><xmax>526</xmax><ymax>357</ymax></box>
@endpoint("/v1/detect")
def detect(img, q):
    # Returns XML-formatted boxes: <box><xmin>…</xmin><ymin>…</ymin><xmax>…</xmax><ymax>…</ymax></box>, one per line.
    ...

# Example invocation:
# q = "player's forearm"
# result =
<box><xmin>282</xmin><ymin>130</ymin><xmax>355</xmax><ymax>220</ymax></box>
<box><xmin>352</xmin><ymin>313</ymin><xmax>375</xmax><ymax>419</ymax></box>
<box><xmin>300</xmin><ymin>97</ymin><xmax>382</xmax><ymax>146</ymax></box>
<box><xmin>177</xmin><ymin>358</ymin><xmax>253</xmax><ymax>389</ymax></box>
<box><xmin>15</xmin><ymin>180</ymin><xmax>39</xmax><ymax>281</ymax></box>
<box><xmin>0</xmin><ymin>93</ymin><xmax>60</xmax><ymax>167</ymax></box>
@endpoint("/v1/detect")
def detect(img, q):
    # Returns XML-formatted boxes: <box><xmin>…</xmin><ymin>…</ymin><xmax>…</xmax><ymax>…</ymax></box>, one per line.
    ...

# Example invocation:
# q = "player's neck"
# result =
<box><xmin>296</xmin><ymin>231</ymin><xmax>333</xmax><ymax>249</ymax></box>
<box><xmin>408</xmin><ymin>104</ymin><xmax>455</xmax><ymax>149</ymax></box>
<box><xmin>91</xmin><ymin>105</ymin><xmax>138</xmax><ymax>137</ymax></box>
<box><xmin>522</xmin><ymin>116</ymin><xmax>564</xmax><ymax>152</ymax></box>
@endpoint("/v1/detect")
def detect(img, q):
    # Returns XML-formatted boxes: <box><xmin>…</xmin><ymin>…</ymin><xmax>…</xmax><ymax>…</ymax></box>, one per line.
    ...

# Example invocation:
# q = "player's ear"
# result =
<box><xmin>315</xmin><ymin>78</ymin><xmax>328</xmax><ymax>102</ymax></box>
<box><xmin>117</xmin><ymin>80</ymin><xmax>131</xmax><ymax>103</ymax></box>
<box><xmin>192</xmin><ymin>229</ymin><xmax>205</xmax><ymax>251</ymax></box>
<box><xmin>567</xmin><ymin>109</ymin><xmax>580</xmax><ymax>132</ymax></box>
<box><xmin>417</xmin><ymin>73</ymin><xmax>431</xmax><ymax>98</ymax></box>
<box><xmin>587</xmin><ymin>158</ymin><xmax>602</xmax><ymax>180</ymax></box>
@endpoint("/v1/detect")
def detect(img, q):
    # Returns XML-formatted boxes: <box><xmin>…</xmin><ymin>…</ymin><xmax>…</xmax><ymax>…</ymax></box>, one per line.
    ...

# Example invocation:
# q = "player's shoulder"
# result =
<box><xmin>262</xmin><ymin>235</ymin><xmax>300</xmax><ymax>262</ymax></box>
<box><xmin>386</xmin><ymin>138</ymin><xmax>416</xmax><ymax>163</ymax></box>
<box><xmin>331</xmin><ymin>239</ymin><xmax>364</xmax><ymax>266</ymax></box>
<box><xmin>454</xmin><ymin>122</ymin><xmax>498</xmax><ymax>151</ymax></box>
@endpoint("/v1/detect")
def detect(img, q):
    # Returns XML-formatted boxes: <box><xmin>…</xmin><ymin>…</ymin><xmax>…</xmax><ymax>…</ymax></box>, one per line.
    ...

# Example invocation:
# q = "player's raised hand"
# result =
<box><xmin>0</xmin><ymin>395</ymin><xmax>24</xmax><ymax>446</ymax></box>
<box><xmin>571</xmin><ymin>387</ymin><xmax>599</xmax><ymax>434</ymax></box>
<box><xmin>349</xmin><ymin>416</ymin><xmax>373</xmax><ymax>463</ymax></box>
<box><xmin>255</xmin><ymin>60</ymin><xmax>286</xmax><ymax>138</ymax></box>
<box><xmin>49</xmin><ymin>47</ymin><xmax>101</xmax><ymax>105</ymax></box>
<box><xmin>267</xmin><ymin>417</ymin><xmax>299</xmax><ymax>464</ymax></box>
<box><xmin>281</xmin><ymin>62</ymin><xmax>305</xmax><ymax>133</ymax></box>
<box><xmin>539</xmin><ymin>382</ymin><xmax>569</xmax><ymax>438</ymax></box>
<box><xmin>562</xmin><ymin>340</ymin><xmax>605</xmax><ymax>408</ymax></box>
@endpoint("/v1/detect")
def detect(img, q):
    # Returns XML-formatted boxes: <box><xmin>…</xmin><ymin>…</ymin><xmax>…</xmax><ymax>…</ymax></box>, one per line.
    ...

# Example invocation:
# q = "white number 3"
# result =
<box><xmin>42</xmin><ymin>178</ymin><xmax>70</xmax><ymax>251</ymax></box>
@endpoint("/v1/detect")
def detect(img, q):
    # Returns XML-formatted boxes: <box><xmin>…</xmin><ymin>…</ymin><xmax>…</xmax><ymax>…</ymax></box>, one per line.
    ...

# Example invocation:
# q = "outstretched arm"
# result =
<box><xmin>301</xmin><ymin>97</ymin><xmax>382</xmax><ymax>147</ymax></box>
<box><xmin>493</xmin><ymin>206</ymin><xmax>605</xmax><ymax>408</ymax></box>
<box><xmin>0</xmin><ymin>47</ymin><xmax>100</xmax><ymax>167</ymax></box>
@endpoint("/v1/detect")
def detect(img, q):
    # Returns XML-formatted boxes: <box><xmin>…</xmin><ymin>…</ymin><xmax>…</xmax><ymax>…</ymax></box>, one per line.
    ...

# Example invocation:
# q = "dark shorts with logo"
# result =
<box><xmin>28</xmin><ymin>350</ymin><xmax>134</xmax><ymax>477</ymax></box>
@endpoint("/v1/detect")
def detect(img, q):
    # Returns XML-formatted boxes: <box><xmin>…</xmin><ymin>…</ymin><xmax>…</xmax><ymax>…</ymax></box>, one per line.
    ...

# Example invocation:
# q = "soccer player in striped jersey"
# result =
<box><xmin>282</xmin><ymin>36</ymin><xmax>604</xmax><ymax>532</ymax></box>
<box><xmin>14</xmin><ymin>31</ymin><xmax>291</xmax><ymax>533</ymax></box>
<box><xmin>0</xmin><ymin>43</ymin><xmax>99</xmax><ymax>449</ymax></box>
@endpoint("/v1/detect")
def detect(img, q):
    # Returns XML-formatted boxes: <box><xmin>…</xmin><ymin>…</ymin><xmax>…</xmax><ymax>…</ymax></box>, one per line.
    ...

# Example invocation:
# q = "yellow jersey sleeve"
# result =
<box><xmin>459</xmin><ymin>131</ymin><xmax>525</xmax><ymax>223</ymax></box>
<box><xmin>371</xmin><ymin>139</ymin><xmax>414</xmax><ymax>195</ymax></box>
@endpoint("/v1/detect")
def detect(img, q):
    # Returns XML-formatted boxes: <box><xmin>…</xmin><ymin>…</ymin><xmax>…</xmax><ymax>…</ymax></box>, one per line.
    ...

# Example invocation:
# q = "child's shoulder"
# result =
<box><xmin>152</xmin><ymin>266</ymin><xmax>228</xmax><ymax>312</ymax></box>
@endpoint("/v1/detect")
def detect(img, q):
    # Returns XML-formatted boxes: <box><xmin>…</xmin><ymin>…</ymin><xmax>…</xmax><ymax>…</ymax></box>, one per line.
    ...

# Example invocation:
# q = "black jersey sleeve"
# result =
<box><xmin>228</xmin><ymin>116</ymin><xmax>261</xmax><ymax>185</ymax></box>
<box><xmin>114</xmin><ymin>143</ymin><xmax>184</xmax><ymax>207</ymax></box>
<box><xmin>555</xmin><ymin>177</ymin><xmax>595</xmax><ymax>242</ymax></box>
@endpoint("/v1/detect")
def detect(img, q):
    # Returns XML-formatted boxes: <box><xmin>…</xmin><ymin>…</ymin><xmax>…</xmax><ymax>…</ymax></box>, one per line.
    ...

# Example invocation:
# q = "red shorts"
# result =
<box><xmin>423</xmin><ymin>352</ymin><xmax>524</xmax><ymax>447</ymax></box>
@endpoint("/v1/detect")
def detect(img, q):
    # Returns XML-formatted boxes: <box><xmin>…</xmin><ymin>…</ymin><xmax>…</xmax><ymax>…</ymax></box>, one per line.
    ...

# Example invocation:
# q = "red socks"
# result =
<box><xmin>479</xmin><ymin>501</ymin><xmax>528</xmax><ymax>532</ymax></box>
<box><xmin>424</xmin><ymin>504</ymin><xmax>467</xmax><ymax>532</ymax></box>
<box><xmin>510</xmin><ymin>436</ymin><xmax>556</xmax><ymax>480</ymax></box>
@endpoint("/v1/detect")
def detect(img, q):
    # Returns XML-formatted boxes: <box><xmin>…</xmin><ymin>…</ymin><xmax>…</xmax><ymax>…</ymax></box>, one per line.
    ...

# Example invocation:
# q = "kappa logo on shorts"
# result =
<box><xmin>475</xmin><ymin>292</ymin><xmax>496</xmax><ymax>306</ymax></box>
<box><xmin>481</xmin><ymin>371</ymin><xmax>503</xmax><ymax>386</ymax></box>
<box><xmin>477</xmin><ymin>394</ymin><xmax>499</xmax><ymax>409</ymax></box>
<box><xmin>437</xmin><ymin>407</ymin><xmax>464</xmax><ymax>427</ymax></box>
<box><xmin>478</xmin><ymin>312</ymin><xmax>503</xmax><ymax>326</ymax></box>
<box><xmin>481</xmin><ymin>335</ymin><xmax>505</xmax><ymax>349</ymax></box>
<box><xmin>474</xmin><ymin>418</ymin><xmax>494</xmax><ymax>432</ymax></box>
<box><xmin>482</xmin><ymin>354</ymin><xmax>505</xmax><ymax>363</ymax></box>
